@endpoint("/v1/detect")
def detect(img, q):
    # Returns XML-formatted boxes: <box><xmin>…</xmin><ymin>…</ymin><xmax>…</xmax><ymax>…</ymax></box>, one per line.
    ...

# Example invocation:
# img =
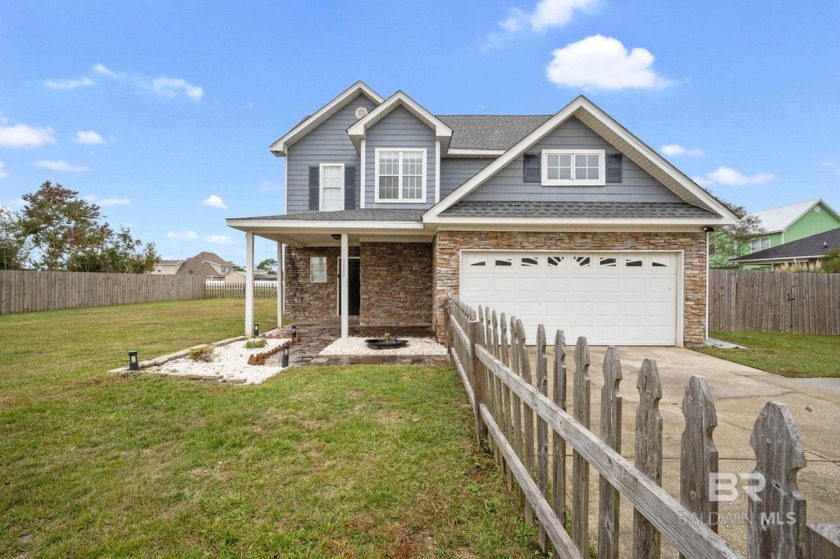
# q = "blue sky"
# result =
<box><xmin>1</xmin><ymin>0</ymin><xmax>839</xmax><ymax>264</ymax></box>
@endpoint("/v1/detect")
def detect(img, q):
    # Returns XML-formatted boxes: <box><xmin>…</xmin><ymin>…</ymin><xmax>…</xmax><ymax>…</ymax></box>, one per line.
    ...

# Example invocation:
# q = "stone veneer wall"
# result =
<box><xmin>360</xmin><ymin>242</ymin><xmax>433</xmax><ymax>327</ymax></box>
<box><xmin>285</xmin><ymin>246</ymin><xmax>359</xmax><ymax>321</ymax></box>
<box><xmin>433</xmin><ymin>231</ymin><xmax>707</xmax><ymax>346</ymax></box>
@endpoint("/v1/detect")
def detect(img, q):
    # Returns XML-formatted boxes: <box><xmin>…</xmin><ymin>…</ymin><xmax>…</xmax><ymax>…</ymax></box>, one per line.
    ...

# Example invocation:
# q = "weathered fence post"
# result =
<box><xmin>573</xmin><ymin>336</ymin><xmax>591</xmax><ymax>555</ymax></box>
<box><xmin>535</xmin><ymin>324</ymin><xmax>549</xmax><ymax>552</ymax></box>
<box><xmin>680</xmin><ymin>375</ymin><xmax>719</xmax><ymax>559</ymax></box>
<box><xmin>598</xmin><ymin>346</ymin><xmax>622</xmax><ymax>559</ymax></box>
<box><xmin>469</xmin><ymin>310</ymin><xmax>487</xmax><ymax>442</ymax></box>
<box><xmin>552</xmin><ymin>329</ymin><xmax>568</xmax><ymax>555</ymax></box>
<box><xmin>500</xmin><ymin>312</ymin><xmax>513</xmax><ymax>490</ymax></box>
<box><xmin>443</xmin><ymin>295</ymin><xmax>452</xmax><ymax>361</ymax></box>
<box><xmin>748</xmin><ymin>402</ymin><xmax>807</xmax><ymax>559</ymax></box>
<box><xmin>633</xmin><ymin>359</ymin><xmax>663</xmax><ymax>559</ymax></box>
<box><xmin>516</xmin><ymin>318</ymin><xmax>536</xmax><ymax>526</ymax></box>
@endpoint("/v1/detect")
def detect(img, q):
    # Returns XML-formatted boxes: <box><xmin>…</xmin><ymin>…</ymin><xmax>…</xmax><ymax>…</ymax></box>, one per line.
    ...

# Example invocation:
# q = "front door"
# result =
<box><xmin>337</xmin><ymin>257</ymin><xmax>361</xmax><ymax>316</ymax></box>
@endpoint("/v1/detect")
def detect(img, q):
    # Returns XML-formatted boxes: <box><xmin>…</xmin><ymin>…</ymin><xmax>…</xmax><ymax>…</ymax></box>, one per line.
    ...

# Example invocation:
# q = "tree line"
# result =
<box><xmin>0</xmin><ymin>181</ymin><xmax>159</xmax><ymax>273</ymax></box>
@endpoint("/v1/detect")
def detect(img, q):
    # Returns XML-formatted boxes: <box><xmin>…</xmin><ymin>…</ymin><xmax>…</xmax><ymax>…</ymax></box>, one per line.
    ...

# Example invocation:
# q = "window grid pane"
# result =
<box><xmin>378</xmin><ymin>150</ymin><xmax>424</xmax><ymax>201</ymax></box>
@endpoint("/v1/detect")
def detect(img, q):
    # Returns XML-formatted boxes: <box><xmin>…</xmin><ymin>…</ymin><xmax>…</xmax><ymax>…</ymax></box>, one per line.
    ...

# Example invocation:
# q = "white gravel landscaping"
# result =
<box><xmin>147</xmin><ymin>338</ymin><xmax>290</xmax><ymax>385</ymax></box>
<box><xmin>319</xmin><ymin>336</ymin><xmax>447</xmax><ymax>356</ymax></box>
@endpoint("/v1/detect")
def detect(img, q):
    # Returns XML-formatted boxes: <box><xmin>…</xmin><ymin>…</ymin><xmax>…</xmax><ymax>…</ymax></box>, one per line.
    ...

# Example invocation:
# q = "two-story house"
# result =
<box><xmin>227</xmin><ymin>82</ymin><xmax>736</xmax><ymax>346</ymax></box>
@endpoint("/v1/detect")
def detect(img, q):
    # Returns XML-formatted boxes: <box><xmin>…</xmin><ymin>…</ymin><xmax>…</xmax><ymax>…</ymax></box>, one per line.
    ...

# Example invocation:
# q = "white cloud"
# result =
<box><xmin>93</xmin><ymin>64</ymin><xmax>119</xmax><ymax>78</ymax></box>
<box><xmin>202</xmin><ymin>194</ymin><xmax>227</xmax><ymax>209</ymax></box>
<box><xmin>695</xmin><ymin>166</ymin><xmax>776</xmax><ymax>187</ymax></box>
<box><xmin>151</xmin><ymin>77</ymin><xmax>204</xmax><ymax>101</ymax></box>
<box><xmin>500</xmin><ymin>0</ymin><xmax>596</xmax><ymax>32</ymax></box>
<box><xmin>75</xmin><ymin>130</ymin><xmax>105</xmax><ymax>145</ymax></box>
<box><xmin>167</xmin><ymin>230</ymin><xmax>199</xmax><ymax>240</ymax></box>
<box><xmin>204</xmin><ymin>235</ymin><xmax>234</xmax><ymax>245</ymax></box>
<box><xmin>35</xmin><ymin>160</ymin><xmax>90</xmax><ymax>172</ymax></box>
<box><xmin>660</xmin><ymin>144</ymin><xmax>704</xmax><ymax>157</ymax></box>
<box><xmin>99</xmin><ymin>197</ymin><xmax>130</xmax><ymax>206</ymax></box>
<box><xmin>0</xmin><ymin>121</ymin><xmax>56</xmax><ymax>148</ymax></box>
<box><xmin>44</xmin><ymin>76</ymin><xmax>94</xmax><ymax>90</ymax></box>
<box><xmin>546</xmin><ymin>35</ymin><xmax>670</xmax><ymax>91</ymax></box>
<box><xmin>0</xmin><ymin>161</ymin><xmax>8</xmax><ymax>179</ymax></box>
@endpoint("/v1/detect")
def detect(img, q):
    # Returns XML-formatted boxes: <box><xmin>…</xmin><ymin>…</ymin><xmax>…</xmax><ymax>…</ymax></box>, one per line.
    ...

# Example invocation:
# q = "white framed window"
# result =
<box><xmin>320</xmin><ymin>163</ymin><xmax>344</xmax><ymax>211</ymax></box>
<box><xmin>541</xmin><ymin>149</ymin><xmax>605</xmax><ymax>186</ymax></box>
<box><xmin>310</xmin><ymin>256</ymin><xmax>327</xmax><ymax>283</ymax></box>
<box><xmin>375</xmin><ymin>148</ymin><xmax>427</xmax><ymax>203</ymax></box>
<box><xmin>750</xmin><ymin>237</ymin><xmax>771</xmax><ymax>253</ymax></box>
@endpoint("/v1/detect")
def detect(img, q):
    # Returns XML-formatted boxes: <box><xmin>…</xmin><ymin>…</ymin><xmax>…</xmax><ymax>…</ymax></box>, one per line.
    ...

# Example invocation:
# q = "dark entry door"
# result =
<box><xmin>338</xmin><ymin>258</ymin><xmax>361</xmax><ymax>316</ymax></box>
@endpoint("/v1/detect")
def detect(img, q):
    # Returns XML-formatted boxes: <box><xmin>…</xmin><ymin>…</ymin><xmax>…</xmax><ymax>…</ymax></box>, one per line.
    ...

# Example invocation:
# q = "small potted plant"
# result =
<box><xmin>365</xmin><ymin>331</ymin><xmax>407</xmax><ymax>350</ymax></box>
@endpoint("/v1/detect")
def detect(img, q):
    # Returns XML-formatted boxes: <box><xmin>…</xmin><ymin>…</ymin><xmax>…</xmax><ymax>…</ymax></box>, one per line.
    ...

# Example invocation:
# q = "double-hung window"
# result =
<box><xmin>320</xmin><ymin>163</ymin><xmax>344</xmax><ymax>211</ymax></box>
<box><xmin>541</xmin><ymin>149</ymin><xmax>605</xmax><ymax>186</ymax></box>
<box><xmin>750</xmin><ymin>237</ymin><xmax>771</xmax><ymax>253</ymax></box>
<box><xmin>310</xmin><ymin>256</ymin><xmax>327</xmax><ymax>283</ymax></box>
<box><xmin>375</xmin><ymin>148</ymin><xmax>426</xmax><ymax>202</ymax></box>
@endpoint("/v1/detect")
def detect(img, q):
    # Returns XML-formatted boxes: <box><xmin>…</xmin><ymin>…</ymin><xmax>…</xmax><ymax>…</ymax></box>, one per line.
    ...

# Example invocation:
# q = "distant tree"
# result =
<box><xmin>709</xmin><ymin>201</ymin><xmax>765</xmax><ymax>268</ymax></box>
<box><xmin>66</xmin><ymin>227</ymin><xmax>160</xmax><ymax>273</ymax></box>
<box><xmin>18</xmin><ymin>181</ymin><xmax>158</xmax><ymax>272</ymax></box>
<box><xmin>256</xmin><ymin>258</ymin><xmax>277</xmax><ymax>273</ymax></box>
<box><xmin>19</xmin><ymin>181</ymin><xmax>111</xmax><ymax>270</ymax></box>
<box><xmin>0</xmin><ymin>206</ymin><xmax>31</xmax><ymax>270</ymax></box>
<box><xmin>822</xmin><ymin>248</ymin><xmax>840</xmax><ymax>273</ymax></box>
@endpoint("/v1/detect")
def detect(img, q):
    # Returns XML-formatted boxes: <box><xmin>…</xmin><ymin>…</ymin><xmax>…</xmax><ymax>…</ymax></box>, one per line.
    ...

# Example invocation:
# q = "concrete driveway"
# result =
<box><xmin>522</xmin><ymin>345</ymin><xmax>840</xmax><ymax>557</ymax></box>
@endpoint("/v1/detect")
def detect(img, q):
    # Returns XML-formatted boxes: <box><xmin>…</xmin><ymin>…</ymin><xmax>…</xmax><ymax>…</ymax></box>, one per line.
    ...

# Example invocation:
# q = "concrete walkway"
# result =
<box><xmin>524</xmin><ymin>345</ymin><xmax>840</xmax><ymax>557</ymax></box>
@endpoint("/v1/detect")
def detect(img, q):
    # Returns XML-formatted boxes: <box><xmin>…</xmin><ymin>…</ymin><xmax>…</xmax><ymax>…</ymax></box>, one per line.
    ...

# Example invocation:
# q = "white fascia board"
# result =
<box><xmin>427</xmin><ymin>215</ymin><xmax>730</xmax><ymax>227</ymax></box>
<box><xmin>732</xmin><ymin>254</ymin><xmax>825</xmax><ymax>264</ymax></box>
<box><xmin>226</xmin><ymin>218</ymin><xmax>426</xmax><ymax>231</ymax></box>
<box><xmin>347</xmin><ymin>91</ymin><xmax>453</xmax><ymax>152</ymax></box>
<box><xmin>445</xmin><ymin>148</ymin><xmax>505</xmax><ymax>158</ymax></box>
<box><xmin>268</xmin><ymin>81</ymin><xmax>383</xmax><ymax>156</ymax></box>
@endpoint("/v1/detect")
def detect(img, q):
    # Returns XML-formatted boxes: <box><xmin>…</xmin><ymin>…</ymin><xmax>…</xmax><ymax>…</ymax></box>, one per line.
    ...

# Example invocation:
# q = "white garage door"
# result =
<box><xmin>460</xmin><ymin>251</ymin><xmax>679</xmax><ymax>345</ymax></box>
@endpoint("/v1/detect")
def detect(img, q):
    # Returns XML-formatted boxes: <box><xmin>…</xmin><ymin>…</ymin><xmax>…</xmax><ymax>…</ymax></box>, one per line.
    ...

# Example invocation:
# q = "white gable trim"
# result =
<box><xmin>269</xmin><ymin>81</ymin><xmax>383</xmax><ymax>157</ymax></box>
<box><xmin>423</xmin><ymin>96</ymin><xmax>737</xmax><ymax>224</ymax></box>
<box><xmin>347</xmin><ymin>91</ymin><xmax>452</xmax><ymax>152</ymax></box>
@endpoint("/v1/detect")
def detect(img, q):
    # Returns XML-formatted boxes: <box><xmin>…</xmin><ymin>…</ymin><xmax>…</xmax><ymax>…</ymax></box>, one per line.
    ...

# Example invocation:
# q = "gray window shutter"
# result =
<box><xmin>606</xmin><ymin>154</ymin><xmax>622</xmax><ymax>183</ymax></box>
<box><xmin>309</xmin><ymin>166</ymin><xmax>319</xmax><ymax>210</ymax></box>
<box><xmin>523</xmin><ymin>154</ymin><xmax>540</xmax><ymax>183</ymax></box>
<box><xmin>344</xmin><ymin>166</ymin><xmax>356</xmax><ymax>210</ymax></box>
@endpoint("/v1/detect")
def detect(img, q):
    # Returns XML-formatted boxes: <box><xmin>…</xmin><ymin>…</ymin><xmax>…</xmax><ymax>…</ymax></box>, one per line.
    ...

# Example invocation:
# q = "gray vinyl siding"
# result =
<box><xmin>364</xmin><ymin>106</ymin><xmax>436</xmax><ymax>209</ymax></box>
<box><xmin>285</xmin><ymin>93</ymin><xmax>378</xmax><ymax>213</ymax></box>
<box><xmin>463</xmin><ymin>116</ymin><xmax>683</xmax><ymax>203</ymax></box>
<box><xmin>440</xmin><ymin>158</ymin><xmax>493</xmax><ymax>198</ymax></box>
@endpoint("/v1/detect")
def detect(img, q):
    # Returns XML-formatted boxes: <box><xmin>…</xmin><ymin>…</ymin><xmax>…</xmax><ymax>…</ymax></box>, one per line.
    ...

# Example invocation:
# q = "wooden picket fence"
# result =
<box><xmin>445</xmin><ymin>294</ymin><xmax>840</xmax><ymax>558</ymax></box>
<box><xmin>0</xmin><ymin>270</ymin><xmax>205</xmax><ymax>314</ymax></box>
<box><xmin>203</xmin><ymin>281</ymin><xmax>277</xmax><ymax>299</ymax></box>
<box><xmin>709</xmin><ymin>269</ymin><xmax>840</xmax><ymax>335</ymax></box>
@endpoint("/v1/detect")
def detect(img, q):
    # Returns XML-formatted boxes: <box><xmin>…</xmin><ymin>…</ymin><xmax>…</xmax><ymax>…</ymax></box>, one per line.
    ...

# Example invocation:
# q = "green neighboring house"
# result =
<box><xmin>741</xmin><ymin>199</ymin><xmax>840</xmax><ymax>265</ymax></box>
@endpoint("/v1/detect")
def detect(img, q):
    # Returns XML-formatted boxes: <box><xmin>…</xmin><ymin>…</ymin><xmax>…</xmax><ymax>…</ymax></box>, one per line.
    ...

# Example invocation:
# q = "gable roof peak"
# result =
<box><xmin>269</xmin><ymin>81</ymin><xmax>383</xmax><ymax>156</ymax></box>
<box><xmin>749</xmin><ymin>199</ymin><xmax>839</xmax><ymax>233</ymax></box>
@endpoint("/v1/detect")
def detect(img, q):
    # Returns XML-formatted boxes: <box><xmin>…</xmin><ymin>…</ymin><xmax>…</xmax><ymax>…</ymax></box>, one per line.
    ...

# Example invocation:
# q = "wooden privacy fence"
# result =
<box><xmin>204</xmin><ymin>281</ymin><xmax>277</xmax><ymax>299</ymax></box>
<box><xmin>0</xmin><ymin>271</ymin><xmax>205</xmax><ymax>315</ymax></box>
<box><xmin>445</xmin><ymin>294</ymin><xmax>840</xmax><ymax>559</ymax></box>
<box><xmin>709</xmin><ymin>269</ymin><xmax>840</xmax><ymax>335</ymax></box>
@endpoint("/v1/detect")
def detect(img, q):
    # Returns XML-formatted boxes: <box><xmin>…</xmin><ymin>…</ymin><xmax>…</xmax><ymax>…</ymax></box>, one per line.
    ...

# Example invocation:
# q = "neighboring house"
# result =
<box><xmin>732</xmin><ymin>227</ymin><xmax>840</xmax><ymax>269</ymax></box>
<box><xmin>225</xmin><ymin>270</ymin><xmax>277</xmax><ymax>283</ymax></box>
<box><xmin>227</xmin><ymin>82</ymin><xmax>736</xmax><ymax>346</ymax></box>
<box><xmin>746</xmin><ymin>199</ymin><xmax>840</xmax><ymax>254</ymax></box>
<box><xmin>151</xmin><ymin>259</ymin><xmax>186</xmax><ymax>275</ymax></box>
<box><xmin>151</xmin><ymin>251</ymin><xmax>239</xmax><ymax>281</ymax></box>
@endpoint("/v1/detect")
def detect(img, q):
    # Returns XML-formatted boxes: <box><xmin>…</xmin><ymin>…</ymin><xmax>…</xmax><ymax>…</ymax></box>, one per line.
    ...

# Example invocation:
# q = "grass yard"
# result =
<box><xmin>696</xmin><ymin>330</ymin><xmax>840</xmax><ymax>378</ymax></box>
<box><xmin>0</xmin><ymin>299</ymin><xmax>541</xmax><ymax>558</ymax></box>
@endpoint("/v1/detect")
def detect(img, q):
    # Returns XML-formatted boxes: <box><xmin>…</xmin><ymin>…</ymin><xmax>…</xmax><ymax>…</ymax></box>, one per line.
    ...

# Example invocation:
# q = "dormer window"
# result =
<box><xmin>375</xmin><ymin>148</ymin><xmax>427</xmax><ymax>203</ymax></box>
<box><xmin>541</xmin><ymin>149</ymin><xmax>605</xmax><ymax>186</ymax></box>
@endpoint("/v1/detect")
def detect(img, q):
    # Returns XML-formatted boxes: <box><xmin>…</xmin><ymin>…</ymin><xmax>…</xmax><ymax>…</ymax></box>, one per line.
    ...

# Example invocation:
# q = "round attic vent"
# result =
<box><xmin>355</xmin><ymin>106</ymin><xmax>368</xmax><ymax>119</ymax></box>
<box><xmin>814</xmin><ymin>206</ymin><xmax>822</xmax><ymax>212</ymax></box>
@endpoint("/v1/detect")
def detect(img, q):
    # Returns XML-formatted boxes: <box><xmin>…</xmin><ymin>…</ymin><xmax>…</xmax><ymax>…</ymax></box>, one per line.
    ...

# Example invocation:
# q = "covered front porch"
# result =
<box><xmin>226</xmin><ymin>209</ymin><xmax>435</xmax><ymax>340</ymax></box>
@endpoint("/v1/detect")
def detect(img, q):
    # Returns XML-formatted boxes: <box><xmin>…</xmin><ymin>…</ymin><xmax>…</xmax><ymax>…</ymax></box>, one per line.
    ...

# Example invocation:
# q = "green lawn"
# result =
<box><xmin>0</xmin><ymin>299</ymin><xmax>540</xmax><ymax>558</ymax></box>
<box><xmin>696</xmin><ymin>330</ymin><xmax>840</xmax><ymax>378</ymax></box>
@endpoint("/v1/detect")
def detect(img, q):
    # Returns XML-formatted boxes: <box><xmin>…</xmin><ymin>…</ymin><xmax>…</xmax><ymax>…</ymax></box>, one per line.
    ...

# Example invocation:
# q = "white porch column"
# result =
<box><xmin>276</xmin><ymin>242</ymin><xmax>284</xmax><ymax>330</ymax></box>
<box><xmin>340</xmin><ymin>233</ymin><xmax>349</xmax><ymax>339</ymax></box>
<box><xmin>245</xmin><ymin>232</ymin><xmax>255</xmax><ymax>337</ymax></box>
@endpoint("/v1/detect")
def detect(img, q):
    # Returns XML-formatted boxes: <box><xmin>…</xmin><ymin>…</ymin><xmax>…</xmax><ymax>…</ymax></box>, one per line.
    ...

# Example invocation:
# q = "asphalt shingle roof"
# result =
<box><xmin>733</xmin><ymin>227</ymin><xmax>840</xmax><ymax>262</ymax></box>
<box><xmin>440</xmin><ymin>201</ymin><xmax>717</xmax><ymax>219</ymax></box>
<box><xmin>231</xmin><ymin>208</ymin><xmax>425</xmax><ymax>222</ymax></box>
<box><xmin>438</xmin><ymin>115</ymin><xmax>552</xmax><ymax>150</ymax></box>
